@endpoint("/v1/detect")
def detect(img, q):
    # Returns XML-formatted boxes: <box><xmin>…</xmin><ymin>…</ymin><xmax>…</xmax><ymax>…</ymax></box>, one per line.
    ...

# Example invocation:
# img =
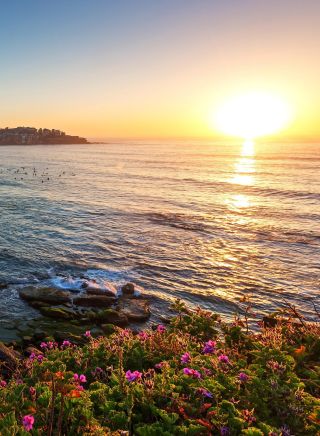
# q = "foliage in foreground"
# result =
<box><xmin>0</xmin><ymin>300</ymin><xmax>319</xmax><ymax>435</ymax></box>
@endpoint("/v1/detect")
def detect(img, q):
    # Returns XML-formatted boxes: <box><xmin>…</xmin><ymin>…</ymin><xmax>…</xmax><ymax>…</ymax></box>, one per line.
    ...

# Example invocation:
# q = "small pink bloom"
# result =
<box><xmin>37</xmin><ymin>355</ymin><xmax>44</xmax><ymax>363</ymax></box>
<box><xmin>0</xmin><ymin>380</ymin><xmax>7</xmax><ymax>387</ymax></box>
<box><xmin>198</xmin><ymin>387</ymin><xmax>213</xmax><ymax>398</ymax></box>
<box><xmin>22</xmin><ymin>415</ymin><xmax>34</xmax><ymax>432</ymax></box>
<box><xmin>183</xmin><ymin>368</ymin><xmax>201</xmax><ymax>378</ymax></box>
<box><xmin>156</xmin><ymin>324</ymin><xmax>166</xmax><ymax>333</ymax></box>
<box><xmin>181</xmin><ymin>352</ymin><xmax>191</xmax><ymax>364</ymax></box>
<box><xmin>218</xmin><ymin>354</ymin><xmax>229</xmax><ymax>364</ymax></box>
<box><xmin>84</xmin><ymin>330</ymin><xmax>91</xmax><ymax>338</ymax></box>
<box><xmin>79</xmin><ymin>374</ymin><xmax>87</xmax><ymax>383</ymax></box>
<box><xmin>29</xmin><ymin>353</ymin><xmax>36</xmax><ymax>361</ymax></box>
<box><xmin>125</xmin><ymin>370</ymin><xmax>142</xmax><ymax>382</ymax></box>
<box><xmin>120</xmin><ymin>329</ymin><xmax>130</xmax><ymax>337</ymax></box>
<box><xmin>202</xmin><ymin>340</ymin><xmax>216</xmax><ymax>354</ymax></box>
<box><xmin>29</xmin><ymin>386</ymin><xmax>36</xmax><ymax>396</ymax></box>
<box><xmin>155</xmin><ymin>361</ymin><xmax>165</xmax><ymax>369</ymax></box>
<box><xmin>62</xmin><ymin>340</ymin><xmax>71</xmax><ymax>347</ymax></box>
<box><xmin>40</xmin><ymin>342</ymin><xmax>48</xmax><ymax>349</ymax></box>
<box><xmin>138</xmin><ymin>331</ymin><xmax>149</xmax><ymax>340</ymax></box>
<box><xmin>238</xmin><ymin>372</ymin><xmax>249</xmax><ymax>382</ymax></box>
<box><xmin>73</xmin><ymin>373</ymin><xmax>79</xmax><ymax>381</ymax></box>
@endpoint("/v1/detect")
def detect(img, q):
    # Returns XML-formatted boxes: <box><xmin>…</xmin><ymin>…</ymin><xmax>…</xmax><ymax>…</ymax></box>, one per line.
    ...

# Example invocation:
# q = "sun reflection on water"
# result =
<box><xmin>228</xmin><ymin>141</ymin><xmax>256</xmax><ymax>208</ymax></box>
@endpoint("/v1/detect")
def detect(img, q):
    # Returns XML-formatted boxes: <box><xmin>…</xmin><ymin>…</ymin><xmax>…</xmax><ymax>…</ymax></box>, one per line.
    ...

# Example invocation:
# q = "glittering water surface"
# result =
<box><xmin>0</xmin><ymin>141</ymin><xmax>319</xmax><ymax>338</ymax></box>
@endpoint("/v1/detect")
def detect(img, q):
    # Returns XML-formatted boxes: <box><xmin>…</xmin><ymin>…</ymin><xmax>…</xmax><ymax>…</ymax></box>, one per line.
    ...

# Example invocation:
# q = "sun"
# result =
<box><xmin>214</xmin><ymin>92</ymin><xmax>293</xmax><ymax>139</ymax></box>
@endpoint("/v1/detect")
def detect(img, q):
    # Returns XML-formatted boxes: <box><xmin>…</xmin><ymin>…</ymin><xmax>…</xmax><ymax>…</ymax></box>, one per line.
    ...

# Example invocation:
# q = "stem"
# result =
<box><xmin>47</xmin><ymin>376</ymin><xmax>56</xmax><ymax>436</ymax></box>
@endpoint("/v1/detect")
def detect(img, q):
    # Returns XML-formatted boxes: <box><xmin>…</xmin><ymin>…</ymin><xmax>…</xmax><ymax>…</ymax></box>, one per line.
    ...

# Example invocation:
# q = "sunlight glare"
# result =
<box><xmin>214</xmin><ymin>92</ymin><xmax>292</xmax><ymax>139</ymax></box>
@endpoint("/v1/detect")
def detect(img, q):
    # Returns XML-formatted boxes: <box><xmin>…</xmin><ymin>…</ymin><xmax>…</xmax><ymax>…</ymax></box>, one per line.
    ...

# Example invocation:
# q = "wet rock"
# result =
<box><xmin>100</xmin><ymin>324</ymin><xmax>116</xmax><ymax>335</ymax></box>
<box><xmin>121</xmin><ymin>282</ymin><xmax>135</xmax><ymax>296</ymax></box>
<box><xmin>73</xmin><ymin>294</ymin><xmax>116</xmax><ymax>307</ymax></box>
<box><xmin>0</xmin><ymin>342</ymin><xmax>21</xmax><ymax>369</ymax></box>
<box><xmin>0</xmin><ymin>281</ymin><xmax>8</xmax><ymax>289</ymax></box>
<box><xmin>38</xmin><ymin>306</ymin><xmax>76</xmax><ymax>320</ymax></box>
<box><xmin>32</xmin><ymin>329</ymin><xmax>47</xmax><ymax>341</ymax></box>
<box><xmin>54</xmin><ymin>331</ymin><xmax>85</xmax><ymax>345</ymax></box>
<box><xmin>117</xmin><ymin>299</ymin><xmax>150</xmax><ymax>322</ymax></box>
<box><xmin>19</xmin><ymin>286</ymin><xmax>71</xmax><ymax>304</ymax></box>
<box><xmin>86</xmin><ymin>288</ymin><xmax>115</xmax><ymax>297</ymax></box>
<box><xmin>22</xmin><ymin>336</ymin><xmax>33</xmax><ymax>346</ymax></box>
<box><xmin>93</xmin><ymin>309</ymin><xmax>128</xmax><ymax>327</ymax></box>
<box><xmin>29</xmin><ymin>301</ymin><xmax>51</xmax><ymax>309</ymax></box>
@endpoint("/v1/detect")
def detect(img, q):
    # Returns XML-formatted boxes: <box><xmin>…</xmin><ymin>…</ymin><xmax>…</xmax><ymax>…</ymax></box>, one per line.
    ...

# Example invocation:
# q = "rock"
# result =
<box><xmin>121</xmin><ymin>282</ymin><xmax>135</xmax><ymax>296</ymax></box>
<box><xmin>93</xmin><ymin>309</ymin><xmax>128</xmax><ymax>327</ymax></box>
<box><xmin>54</xmin><ymin>331</ymin><xmax>86</xmax><ymax>345</ymax></box>
<box><xmin>19</xmin><ymin>286</ymin><xmax>71</xmax><ymax>305</ymax></box>
<box><xmin>117</xmin><ymin>299</ymin><xmax>150</xmax><ymax>322</ymax></box>
<box><xmin>38</xmin><ymin>306</ymin><xmax>76</xmax><ymax>320</ymax></box>
<box><xmin>22</xmin><ymin>336</ymin><xmax>33</xmax><ymax>346</ymax></box>
<box><xmin>100</xmin><ymin>324</ymin><xmax>116</xmax><ymax>335</ymax></box>
<box><xmin>29</xmin><ymin>301</ymin><xmax>51</xmax><ymax>309</ymax></box>
<box><xmin>73</xmin><ymin>294</ymin><xmax>116</xmax><ymax>307</ymax></box>
<box><xmin>0</xmin><ymin>341</ymin><xmax>21</xmax><ymax>369</ymax></box>
<box><xmin>32</xmin><ymin>329</ymin><xmax>47</xmax><ymax>341</ymax></box>
<box><xmin>0</xmin><ymin>282</ymin><xmax>8</xmax><ymax>289</ymax></box>
<box><xmin>86</xmin><ymin>288</ymin><xmax>115</xmax><ymax>297</ymax></box>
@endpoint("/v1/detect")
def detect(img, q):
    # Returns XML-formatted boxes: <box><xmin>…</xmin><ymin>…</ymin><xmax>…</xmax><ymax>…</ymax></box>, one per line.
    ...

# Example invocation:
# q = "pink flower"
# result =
<box><xmin>155</xmin><ymin>361</ymin><xmax>166</xmax><ymax>369</ymax></box>
<box><xmin>37</xmin><ymin>354</ymin><xmax>44</xmax><ymax>363</ymax></box>
<box><xmin>138</xmin><ymin>331</ymin><xmax>149</xmax><ymax>341</ymax></box>
<box><xmin>202</xmin><ymin>340</ymin><xmax>216</xmax><ymax>354</ymax></box>
<box><xmin>125</xmin><ymin>370</ymin><xmax>142</xmax><ymax>382</ymax></box>
<box><xmin>0</xmin><ymin>380</ymin><xmax>7</xmax><ymax>388</ymax></box>
<box><xmin>202</xmin><ymin>367</ymin><xmax>212</xmax><ymax>376</ymax></box>
<box><xmin>62</xmin><ymin>340</ymin><xmax>71</xmax><ymax>348</ymax></box>
<box><xmin>40</xmin><ymin>342</ymin><xmax>48</xmax><ymax>349</ymax></box>
<box><xmin>84</xmin><ymin>330</ymin><xmax>91</xmax><ymax>338</ymax></box>
<box><xmin>181</xmin><ymin>352</ymin><xmax>191</xmax><ymax>364</ymax></box>
<box><xmin>79</xmin><ymin>374</ymin><xmax>87</xmax><ymax>383</ymax></box>
<box><xmin>183</xmin><ymin>368</ymin><xmax>201</xmax><ymax>378</ymax></box>
<box><xmin>156</xmin><ymin>324</ymin><xmax>166</xmax><ymax>333</ymax></box>
<box><xmin>238</xmin><ymin>372</ymin><xmax>249</xmax><ymax>382</ymax></box>
<box><xmin>29</xmin><ymin>386</ymin><xmax>36</xmax><ymax>396</ymax></box>
<box><xmin>218</xmin><ymin>354</ymin><xmax>229</xmax><ymax>364</ymax></box>
<box><xmin>74</xmin><ymin>373</ymin><xmax>86</xmax><ymax>383</ymax></box>
<box><xmin>22</xmin><ymin>415</ymin><xmax>34</xmax><ymax>432</ymax></box>
<box><xmin>120</xmin><ymin>329</ymin><xmax>130</xmax><ymax>337</ymax></box>
<box><xmin>29</xmin><ymin>353</ymin><xmax>36</xmax><ymax>361</ymax></box>
<box><xmin>198</xmin><ymin>387</ymin><xmax>213</xmax><ymax>398</ymax></box>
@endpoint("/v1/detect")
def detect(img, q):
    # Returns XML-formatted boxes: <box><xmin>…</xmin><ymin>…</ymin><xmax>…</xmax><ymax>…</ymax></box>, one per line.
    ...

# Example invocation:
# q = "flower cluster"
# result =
<box><xmin>0</xmin><ymin>303</ymin><xmax>318</xmax><ymax>435</ymax></box>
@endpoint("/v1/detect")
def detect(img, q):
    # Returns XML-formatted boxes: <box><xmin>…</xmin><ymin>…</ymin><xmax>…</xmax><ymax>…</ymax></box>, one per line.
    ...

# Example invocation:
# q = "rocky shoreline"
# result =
<box><xmin>0</xmin><ymin>281</ymin><xmax>155</xmax><ymax>363</ymax></box>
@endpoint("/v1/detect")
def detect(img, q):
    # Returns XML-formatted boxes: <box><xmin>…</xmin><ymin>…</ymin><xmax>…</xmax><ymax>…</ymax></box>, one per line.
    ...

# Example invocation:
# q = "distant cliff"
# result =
<box><xmin>0</xmin><ymin>127</ymin><xmax>88</xmax><ymax>145</ymax></box>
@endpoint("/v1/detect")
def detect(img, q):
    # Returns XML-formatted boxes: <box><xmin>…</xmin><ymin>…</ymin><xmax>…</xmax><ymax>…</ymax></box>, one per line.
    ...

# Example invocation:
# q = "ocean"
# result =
<box><xmin>0</xmin><ymin>140</ymin><xmax>319</xmax><ymax>340</ymax></box>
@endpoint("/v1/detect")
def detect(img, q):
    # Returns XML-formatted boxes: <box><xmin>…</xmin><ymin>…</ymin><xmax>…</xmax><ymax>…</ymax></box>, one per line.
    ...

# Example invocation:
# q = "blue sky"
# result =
<box><xmin>1</xmin><ymin>0</ymin><xmax>319</xmax><ymax>137</ymax></box>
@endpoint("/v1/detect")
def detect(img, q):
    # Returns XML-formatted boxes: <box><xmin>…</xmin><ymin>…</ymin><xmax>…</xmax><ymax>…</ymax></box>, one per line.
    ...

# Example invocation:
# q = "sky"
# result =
<box><xmin>1</xmin><ymin>0</ymin><xmax>319</xmax><ymax>139</ymax></box>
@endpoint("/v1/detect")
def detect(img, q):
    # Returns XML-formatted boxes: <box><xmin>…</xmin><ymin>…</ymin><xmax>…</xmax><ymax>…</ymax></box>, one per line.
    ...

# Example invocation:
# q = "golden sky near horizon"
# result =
<box><xmin>1</xmin><ymin>1</ymin><xmax>320</xmax><ymax>139</ymax></box>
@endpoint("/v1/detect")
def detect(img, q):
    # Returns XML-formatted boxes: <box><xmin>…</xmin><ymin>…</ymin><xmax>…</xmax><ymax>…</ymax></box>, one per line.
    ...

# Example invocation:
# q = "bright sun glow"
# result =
<box><xmin>214</xmin><ymin>92</ymin><xmax>292</xmax><ymax>139</ymax></box>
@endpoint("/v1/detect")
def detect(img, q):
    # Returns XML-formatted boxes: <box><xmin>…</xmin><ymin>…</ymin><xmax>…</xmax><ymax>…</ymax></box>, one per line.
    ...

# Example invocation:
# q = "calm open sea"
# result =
<box><xmin>0</xmin><ymin>141</ymin><xmax>319</xmax><ymax>339</ymax></box>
